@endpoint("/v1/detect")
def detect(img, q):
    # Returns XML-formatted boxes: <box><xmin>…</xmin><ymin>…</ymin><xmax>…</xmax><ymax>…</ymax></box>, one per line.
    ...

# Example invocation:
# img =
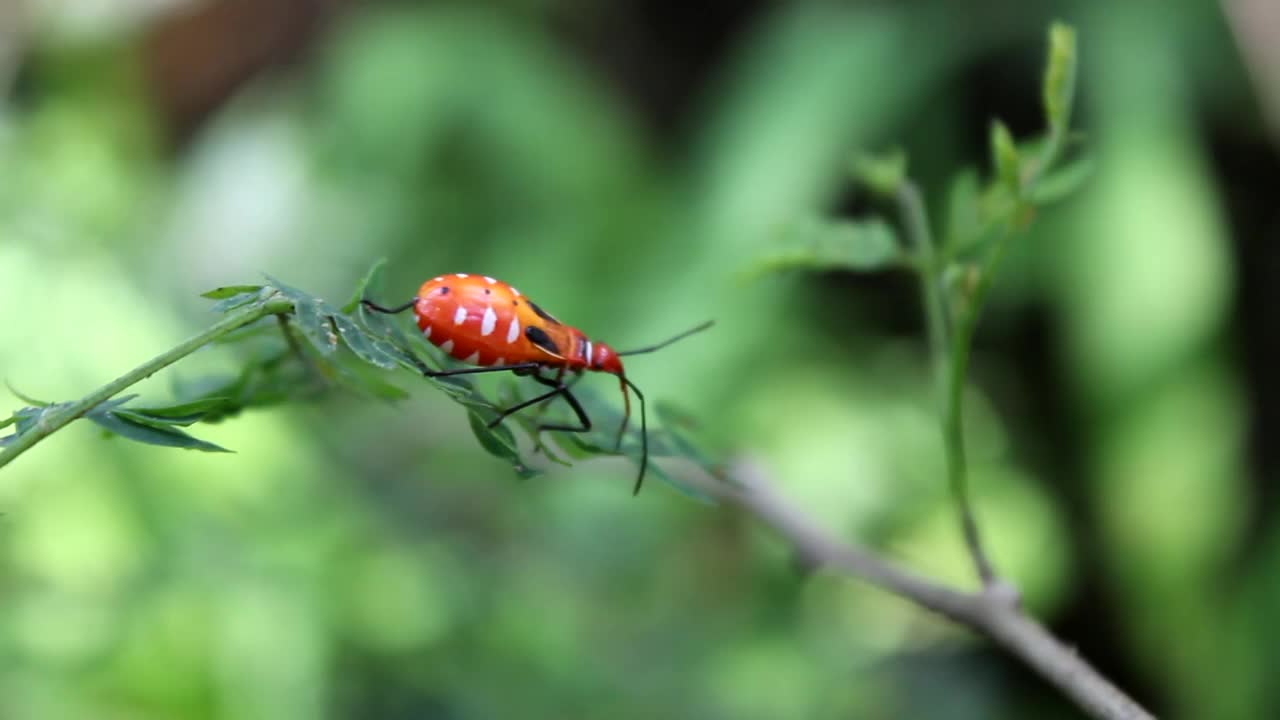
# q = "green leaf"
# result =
<box><xmin>467</xmin><ymin>410</ymin><xmax>540</xmax><ymax>479</ymax></box>
<box><xmin>209</xmin><ymin>289</ymin><xmax>266</xmax><ymax>314</ymax></box>
<box><xmin>850</xmin><ymin>147</ymin><xmax>907</xmax><ymax>196</ymax></box>
<box><xmin>1043</xmin><ymin>22</ymin><xmax>1077</xmax><ymax>136</ymax></box>
<box><xmin>654</xmin><ymin>403</ymin><xmax>726</xmax><ymax>481</ymax></box>
<box><xmin>292</xmin><ymin>300</ymin><xmax>339</xmax><ymax>355</ymax></box>
<box><xmin>943</xmin><ymin>168</ymin><xmax>982</xmax><ymax>253</ymax></box>
<box><xmin>5</xmin><ymin>382</ymin><xmax>52</xmax><ymax>407</ymax></box>
<box><xmin>89</xmin><ymin>408</ymin><xmax>231</xmax><ymax>452</ymax></box>
<box><xmin>332</xmin><ymin>314</ymin><xmax>399</xmax><ymax>369</ymax></box>
<box><xmin>262</xmin><ymin>274</ymin><xmax>311</xmax><ymax>304</ymax></box>
<box><xmin>127</xmin><ymin>397</ymin><xmax>235</xmax><ymax>426</ymax></box>
<box><xmin>358</xmin><ymin>305</ymin><xmax>435</xmax><ymax>374</ymax></box>
<box><xmin>750</xmin><ymin>217</ymin><xmax>902</xmax><ymax>278</ymax></box>
<box><xmin>990</xmin><ymin>120</ymin><xmax>1020</xmax><ymax>194</ymax></box>
<box><xmin>342</xmin><ymin>258</ymin><xmax>388</xmax><ymax>313</ymax></box>
<box><xmin>1028</xmin><ymin>152</ymin><xmax>1093</xmax><ymax>206</ymax></box>
<box><xmin>201</xmin><ymin>285</ymin><xmax>263</xmax><ymax>300</ymax></box>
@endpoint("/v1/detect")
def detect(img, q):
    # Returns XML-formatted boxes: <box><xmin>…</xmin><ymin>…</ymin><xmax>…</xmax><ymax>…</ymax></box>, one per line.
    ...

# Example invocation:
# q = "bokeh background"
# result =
<box><xmin>2</xmin><ymin>1</ymin><xmax>1277</xmax><ymax>718</ymax></box>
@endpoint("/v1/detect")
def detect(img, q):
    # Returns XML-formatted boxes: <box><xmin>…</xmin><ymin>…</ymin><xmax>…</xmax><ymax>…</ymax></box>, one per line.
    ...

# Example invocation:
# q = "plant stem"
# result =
<box><xmin>898</xmin><ymin>182</ymin><xmax>951</xmax><ymax>384</ymax></box>
<box><xmin>898</xmin><ymin>181</ymin><xmax>998</xmax><ymax>587</ymax></box>
<box><xmin>0</xmin><ymin>296</ymin><xmax>293</xmax><ymax>470</ymax></box>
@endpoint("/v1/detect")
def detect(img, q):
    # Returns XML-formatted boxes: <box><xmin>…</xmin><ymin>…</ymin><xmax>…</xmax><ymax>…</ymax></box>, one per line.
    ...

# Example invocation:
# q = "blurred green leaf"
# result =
<box><xmin>750</xmin><ymin>217</ymin><xmax>902</xmax><ymax>278</ymax></box>
<box><xmin>944</xmin><ymin>168</ymin><xmax>982</xmax><ymax>252</ymax></box>
<box><xmin>127</xmin><ymin>397</ymin><xmax>235</xmax><ymax>426</ymax></box>
<box><xmin>88</xmin><ymin>407</ymin><xmax>231</xmax><ymax>453</ymax></box>
<box><xmin>850</xmin><ymin>148</ymin><xmax>907</xmax><ymax>196</ymax></box>
<box><xmin>201</xmin><ymin>285</ymin><xmax>263</xmax><ymax>300</ymax></box>
<box><xmin>5</xmin><ymin>382</ymin><xmax>53</xmax><ymax>407</ymax></box>
<box><xmin>1043</xmin><ymin>22</ymin><xmax>1078</xmax><ymax>137</ymax></box>
<box><xmin>292</xmin><ymin>299</ymin><xmax>339</xmax><ymax>355</ymax></box>
<box><xmin>467</xmin><ymin>410</ymin><xmax>540</xmax><ymax>479</ymax></box>
<box><xmin>990</xmin><ymin>120</ymin><xmax>1021</xmax><ymax>195</ymax></box>
<box><xmin>1029</xmin><ymin>151</ymin><xmax>1094</xmax><ymax>206</ymax></box>
<box><xmin>343</xmin><ymin>257</ymin><xmax>388</xmax><ymax>313</ymax></box>
<box><xmin>209</xmin><ymin>288</ymin><xmax>267</xmax><ymax>314</ymax></box>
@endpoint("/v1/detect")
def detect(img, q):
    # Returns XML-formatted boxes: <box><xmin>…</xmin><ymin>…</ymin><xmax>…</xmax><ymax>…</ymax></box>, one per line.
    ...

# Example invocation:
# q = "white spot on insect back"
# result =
<box><xmin>494</xmin><ymin>356</ymin><xmax>506</xmax><ymax>366</ymax></box>
<box><xmin>481</xmin><ymin>306</ymin><xmax>497</xmax><ymax>336</ymax></box>
<box><xmin>453</xmin><ymin>306</ymin><xmax>467</xmax><ymax>325</ymax></box>
<box><xmin>455</xmin><ymin>273</ymin><xmax>469</xmax><ymax>278</ymax></box>
<box><xmin>440</xmin><ymin>340</ymin><xmax>455</xmax><ymax>354</ymax></box>
<box><xmin>484</xmin><ymin>276</ymin><xmax>497</xmax><ymax>284</ymax></box>
<box><xmin>422</xmin><ymin>325</ymin><xmax>432</xmax><ymax>339</ymax></box>
<box><xmin>506</xmin><ymin>317</ymin><xmax>520</xmax><ymax>343</ymax></box>
<box><xmin>463</xmin><ymin>351</ymin><xmax>480</xmax><ymax>365</ymax></box>
<box><xmin>584</xmin><ymin>340</ymin><xmax>593</xmax><ymax>364</ymax></box>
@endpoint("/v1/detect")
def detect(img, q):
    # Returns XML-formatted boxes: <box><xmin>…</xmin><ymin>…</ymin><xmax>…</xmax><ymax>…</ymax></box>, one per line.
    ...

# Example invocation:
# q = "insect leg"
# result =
<box><xmin>360</xmin><ymin>298</ymin><xmax>418</xmax><ymax>314</ymax></box>
<box><xmin>485</xmin><ymin>382</ymin><xmax>565</xmax><ymax>429</ymax></box>
<box><xmin>527</xmin><ymin>371</ymin><xmax>590</xmax><ymax>433</ymax></box>
<box><xmin>424</xmin><ymin>363</ymin><xmax>542</xmax><ymax>378</ymax></box>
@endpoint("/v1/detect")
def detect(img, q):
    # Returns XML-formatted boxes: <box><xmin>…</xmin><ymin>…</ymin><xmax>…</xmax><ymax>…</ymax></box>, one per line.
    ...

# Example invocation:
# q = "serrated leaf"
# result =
<box><xmin>292</xmin><ymin>300</ymin><xmax>338</xmax><ymax>355</ymax></box>
<box><xmin>343</xmin><ymin>258</ymin><xmax>388</xmax><ymax>313</ymax></box>
<box><xmin>201</xmin><ymin>285</ymin><xmax>263</xmax><ymax>300</ymax></box>
<box><xmin>89</xmin><ymin>409</ymin><xmax>231</xmax><ymax>452</ymax></box>
<box><xmin>332</xmin><ymin>314</ymin><xmax>399</xmax><ymax>369</ymax></box>
<box><xmin>358</xmin><ymin>305</ymin><xmax>435</xmax><ymax>374</ymax></box>
<box><xmin>751</xmin><ymin>217</ymin><xmax>902</xmax><ymax>279</ymax></box>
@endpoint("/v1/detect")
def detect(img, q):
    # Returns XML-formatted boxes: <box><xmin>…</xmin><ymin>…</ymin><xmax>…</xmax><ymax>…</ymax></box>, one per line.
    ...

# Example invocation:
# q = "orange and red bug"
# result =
<box><xmin>362</xmin><ymin>273</ymin><xmax>712</xmax><ymax>494</ymax></box>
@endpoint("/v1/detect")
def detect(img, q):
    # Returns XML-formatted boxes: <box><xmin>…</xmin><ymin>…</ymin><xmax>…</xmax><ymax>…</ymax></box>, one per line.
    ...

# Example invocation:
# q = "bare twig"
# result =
<box><xmin>679</xmin><ymin>459</ymin><xmax>1155</xmax><ymax>720</ymax></box>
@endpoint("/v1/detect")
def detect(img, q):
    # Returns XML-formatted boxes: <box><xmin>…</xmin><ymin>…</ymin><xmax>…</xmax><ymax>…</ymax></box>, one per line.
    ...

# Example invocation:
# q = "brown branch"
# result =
<box><xmin>678</xmin><ymin>459</ymin><xmax>1155</xmax><ymax>720</ymax></box>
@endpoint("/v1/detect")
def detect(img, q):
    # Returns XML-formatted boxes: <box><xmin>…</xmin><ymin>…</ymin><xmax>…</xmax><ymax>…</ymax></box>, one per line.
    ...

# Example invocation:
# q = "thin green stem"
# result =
<box><xmin>0</xmin><ymin>296</ymin><xmax>293</xmax><ymax>471</ymax></box>
<box><xmin>898</xmin><ymin>180</ymin><xmax>998</xmax><ymax>588</ymax></box>
<box><xmin>898</xmin><ymin>182</ymin><xmax>951</xmax><ymax>384</ymax></box>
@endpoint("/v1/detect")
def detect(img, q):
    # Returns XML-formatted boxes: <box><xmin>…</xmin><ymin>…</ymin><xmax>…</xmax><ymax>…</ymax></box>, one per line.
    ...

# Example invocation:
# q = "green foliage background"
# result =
<box><xmin>0</xmin><ymin>2</ymin><xmax>1271</xmax><ymax>718</ymax></box>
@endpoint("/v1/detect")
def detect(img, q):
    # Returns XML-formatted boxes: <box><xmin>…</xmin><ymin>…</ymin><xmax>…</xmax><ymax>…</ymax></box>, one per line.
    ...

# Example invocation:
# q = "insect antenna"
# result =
<box><xmin>616</xmin><ymin>320</ymin><xmax>714</xmax><ymax>357</ymax></box>
<box><xmin>618</xmin><ymin>376</ymin><xmax>648</xmax><ymax>495</ymax></box>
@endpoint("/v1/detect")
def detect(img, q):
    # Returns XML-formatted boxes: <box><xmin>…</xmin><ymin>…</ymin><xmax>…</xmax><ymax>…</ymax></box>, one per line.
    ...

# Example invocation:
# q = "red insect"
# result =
<box><xmin>362</xmin><ymin>273</ymin><xmax>711</xmax><ymax>494</ymax></box>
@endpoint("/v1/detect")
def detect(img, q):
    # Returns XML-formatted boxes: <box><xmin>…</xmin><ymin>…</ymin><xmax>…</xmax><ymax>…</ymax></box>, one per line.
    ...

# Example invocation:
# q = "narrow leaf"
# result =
<box><xmin>343</xmin><ymin>258</ymin><xmax>388</xmax><ymax>313</ymax></box>
<box><xmin>127</xmin><ymin>397</ymin><xmax>235</xmax><ymax>426</ymax></box>
<box><xmin>5</xmin><ymin>382</ymin><xmax>52</xmax><ymax>407</ymax></box>
<box><xmin>1043</xmin><ymin>22</ymin><xmax>1078</xmax><ymax>136</ymax></box>
<box><xmin>210</xmin><ymin>289</ymin><xmax>266</xmax><ymax>314</ymax></box>
<box><xmin>89</xmin><ymin>409</ymin><xmax>231</xmax><ymax>452</ymax></box>
<box><xmin>990</xmin><ymin>120</ymin><xmax>1020</xmax><ymax>194</ymax></box>
<box><xmin>201</xmin><ymin>285</ymin><xmax>263</xmax><ymax>300</ymax></box>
